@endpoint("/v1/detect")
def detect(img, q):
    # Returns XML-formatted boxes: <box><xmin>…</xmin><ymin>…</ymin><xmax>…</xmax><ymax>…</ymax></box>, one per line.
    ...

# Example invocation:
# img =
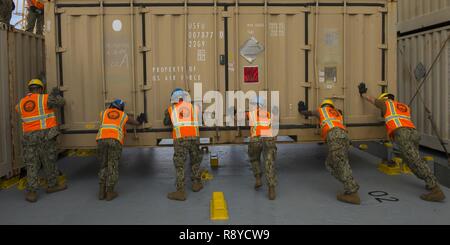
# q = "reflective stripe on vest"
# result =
<box><xmin>320</xmin><ymin>108</ymin><xmax>341</xmax><ymax>129</ymax></box>
<box><xmin>19</xmin><ymin>94</ymin><xmax>57</xmax><ymax>132</ymax></box>
<box><xmin>97</xmin><ymin>110</ymin><xmax>127</xmax><ymax>143</ymax></box>
<box><xmin>385</xmin><ymin>100</ymin><xmax>410</xmax><ymax>127</ymax></box>
<box><xmin>384</xmin><ymin>100</ymin><xmax>415</xmax><ymax>137</ymax></box>
<box><xmin>249</xmin><ymin>110</ymin><xmax>272</xmax><ymax>137</ymax></box>
<box><xmin>318</xmin><ymin>106</ymin><xmax>346</xmax><ymax>140</ymax></box>
<box><xmin>170</xmin><ymin>103</ymin><xmax>199</xmax><ymax>139</ymax></box>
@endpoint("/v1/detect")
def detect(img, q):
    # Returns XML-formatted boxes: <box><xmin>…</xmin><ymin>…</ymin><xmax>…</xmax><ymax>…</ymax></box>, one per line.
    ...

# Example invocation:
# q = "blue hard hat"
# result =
<box><xmin>250</xmin><ymin>96</ymin><xmax>266</xmax><ymax>107</ymax></box>
<box><xmin>111</xmin><ymin>99</ymin><xmax>125</xmax><ymax>111</ymax></box>
<box><xmin>171</xmin><ymin>88</ymin><xmax>185</xmax><ymax>104</ymax></box>
<box><xmin>171</xmin><ymin>88</ymin><xmax>184</xmax><ymax>96</ymax></box>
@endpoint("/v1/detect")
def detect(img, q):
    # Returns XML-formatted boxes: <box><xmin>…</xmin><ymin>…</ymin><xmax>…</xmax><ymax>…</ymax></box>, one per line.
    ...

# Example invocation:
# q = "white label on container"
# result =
<box><xmin>46</xmin><ymin>20</ymin><xmax>51</xmax><ymax>32</ymax></box>
<box><xmin>112</xmin><ymin>20</ymin><xmax>122</xmax><ymax>32</ymax></box>
<box><xmin>319</xmin><ymin>71</ymin><xmax>325</xmax><ymax>83</ymax></box>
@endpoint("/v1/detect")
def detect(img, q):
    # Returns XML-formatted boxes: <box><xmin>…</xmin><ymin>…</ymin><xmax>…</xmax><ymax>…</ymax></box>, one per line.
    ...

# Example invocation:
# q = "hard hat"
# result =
<box><xmin>320</xmin><ymin>99</ymin><xmax>334</xmax><ymax>108</ymax></box>
<box><xmin>110</xmin><ymin>99</ymin><xmax>125</xmax><ymax>111</ymax></box>
<box><xmin>250</xmin><ymin>96</ymin><xmax>266</xmax><ymax>107</ymax></box>
<box><xmin>378</xmin><ymin>93</ymin><xmax>394</xmax><ymax>100</ymax></box>
<box><xmin>28</xmin><ymin>79</ymin><xmax>44</xmax><ymax>88</ymax></box>
<box><xmin>171</xmin><ymin>88</ymin><xmax>185</xmax><ymax>104</ymax></box>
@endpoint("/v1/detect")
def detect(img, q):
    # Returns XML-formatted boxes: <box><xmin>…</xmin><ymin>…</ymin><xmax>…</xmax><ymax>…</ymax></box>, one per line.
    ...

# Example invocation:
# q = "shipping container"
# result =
<box><xmin>44</xmin><ymin>0</ymin><xmax>398</xmax><ymax>148</ymax></box>
<box><xmin>397</xmin><ymin>27</ymin><xmax>449</xmax><ymax>152</ymax></box>
<box><xmin>398</xmin><ymin>0</ymin><xmax>450</xmax><ymax>34</ymax></box>
<box><xmin>0</xmin><ymin>24</ymin><xmax>45</xmax><ymax>177</ymax></box>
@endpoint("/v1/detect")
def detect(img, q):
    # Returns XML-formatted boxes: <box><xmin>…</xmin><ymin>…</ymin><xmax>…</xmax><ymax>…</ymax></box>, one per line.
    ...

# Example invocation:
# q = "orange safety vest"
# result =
<box><xmin>31</xmin><ymin>0</ymin><xmax>44</xmax><ymax>10</ymax></box>
<box><xmin>18</xmin><ymin>93</ymin><xmax>58</xmax><ymax>133</ymax></box>
<box><xmin>96</xmin><ymin>108</ymin><xmax>129</xmax><ymax>145</ymax></box>
<box><xmin>248</xmin><ymin>109</ymin><xmax>273</xmax><ymax>137</ymax></box>
<box><xmin>168</xmin><ymin>102</ymin><xmax>200</xmax><ymax>139</ymax></box>
<box><xmin>384</xmin><ymin>100</ymin><xmax>415</xmax><ymax>137</ymax></box>
<box><xmin>318</xmin><ymin>106</ymin><xmax>346</xmax><ymax>140</ymax></box>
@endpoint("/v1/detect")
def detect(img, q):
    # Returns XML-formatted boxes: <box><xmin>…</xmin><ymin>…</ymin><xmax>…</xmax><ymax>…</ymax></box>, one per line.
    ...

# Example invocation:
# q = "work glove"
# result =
<box><xmin>298</xmin><ymin>101</ymin><xmax>307</xmax><ymax>113</ymax></box>
<box><xmin>137</xmin><ymin>113</ymin><xmax>148</xmax><ymax>124</ymax></box>
<box><xmin>50</xmin><ymin>87</ymin><xmax>62</xmax><ymax>97</ymax></box>
<box><xmin>358</xmin><ymin>82</ymin><xmax>368</xmax><ymax>96</ymax></box>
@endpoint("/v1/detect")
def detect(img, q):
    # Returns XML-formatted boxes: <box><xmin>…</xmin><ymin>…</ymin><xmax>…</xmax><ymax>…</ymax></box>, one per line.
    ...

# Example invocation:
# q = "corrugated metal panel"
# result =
<box><xmin>45</xmin><ymin>0</ymin><xmax>397</xmax><ymax>148</ymax></box>
<box><xmin>0</xmin><ymin>24</ymin><xmax>45</xmax><ymax>177</ymax></box>
<box><xmin>398</xmin><ymin>27</ymin><xmax>450</xmax><ymax>151</ymax></box>
<box><xmin>0</xmin><ymin>24</ymin><xmax>12</xmax><ymax>178</ymax></box>
<box><xmin>398</xmin><ymin>0</ymin><xmax>450</xmax><ymax>34</ymax></box>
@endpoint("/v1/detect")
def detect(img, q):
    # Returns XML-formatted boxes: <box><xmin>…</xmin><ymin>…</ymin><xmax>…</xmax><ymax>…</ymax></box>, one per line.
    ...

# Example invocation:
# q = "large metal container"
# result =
<box><xmin>44</xmin><ymin>0</ymin><xmax>398</xmax><ymax>148</ymax></box>
<box><xmin>398</xmin><ymin>0</ymin><xmax>450</xmax><ymax>34</ymax></box>
<box><xmin>397</xmin><ymin>27</ymin><xmax>449</xmax><ymax>152</ymax></box>
<box><xmin>0</xmin><ymin>24</ymin><xmax>45</xmax><ymax>177</ymax></box>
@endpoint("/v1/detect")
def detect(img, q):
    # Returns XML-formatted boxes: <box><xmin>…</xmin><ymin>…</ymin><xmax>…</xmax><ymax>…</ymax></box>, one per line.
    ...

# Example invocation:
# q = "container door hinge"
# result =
<box><xmin>377</xmin><ymin>81</ymin><xmax>388</xmax><ymax>87</ymax></box>
<box><xmin>139</xmin><ymin>8</ymin><xmax>150</xmax><ymax>14</ymax></box>
<box><xmin>300</xmin><ymin>82</ymin><xmax>311</xmax><ymax>88</ymax></box>
<box><xmin>379</xmin><ymin>7</ymin><xmax>388</xmax><ymax>13</ymax></box>
<box><xmin>302</xmin><ymin>45</ymin><xmax>311</xmax><ymax>51</ymax></box>
<box><xmin>56</xmin><ymin>47</ymin><xmax>66</xmax><ymax>53</ymax></box>
<box><xmin>140</xmin><ymin>84</ymin><xmax>152</xmax><ymax>91</ymax></box>
<box><xmin>330</xmin><ymin>95</ymin><xmax>345</xmax><ymax>100</ymax></box>
<box><xmin>221</xmin><ymin>11</ymin><xmax>231</xmax><ymax>18</ymax></box>
<box><xmin>378</xmin><ymin>44</ymin><xmax>388</xmax><ymax>50</ymax></box>
<box><xmin>59</xmin><ymin>86</ymin><xmax>69</xmax><ymax>92</ymax></box>
<box><xmin>55</xmin><ymin>9</ymin><xmax>66</xmax><ymax>14</ymax></box>
<box><xmin>139</xmin><ymin>46</ymin><xmax>151</xmax><ymax>53</ymax></box>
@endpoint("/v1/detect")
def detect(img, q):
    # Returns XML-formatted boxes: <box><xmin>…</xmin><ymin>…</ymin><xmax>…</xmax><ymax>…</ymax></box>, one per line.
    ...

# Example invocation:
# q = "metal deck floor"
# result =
<box><xmin>0</xmin><ymin>143</ymin><xmax>449</xmax><ymax>225</ymax></box>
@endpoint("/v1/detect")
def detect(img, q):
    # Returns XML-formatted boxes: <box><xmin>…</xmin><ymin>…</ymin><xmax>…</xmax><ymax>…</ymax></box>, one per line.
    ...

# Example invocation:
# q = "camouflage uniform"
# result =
<box><xmin>97</xmin><ymin>138</ymin><xmax>122</xmax><ymax>188</ymax></box>
<box><xmin>248</xmin><ymin>137</ymin><xmax>277</xmax><ymax>187</ymax></box>
<box><xmin>326</xmin><ymin>127</ymin><xmax>359</xmax><ymax>194</ymax></box>
<box><xmin>25</xmin><ymin>7</ymin><xmax>44</xmax><ymax>35</ymax></box>
<box><xmin>375</xmin><ymin>99</ymin><xmax>438</xmax><ymax>189</ymax></box>
<box><xmin>393</xmin><ymin>127</ymin><xmax>438</xmax><ymax>189</ymax></box>
<box><xmin>0</xmin><ymin>0</ymin><xmax>13</xmax><ymax>25</ymax></box>
<box><xmin>20</xmin><ymin>93</ymin><xmax>65</xmax><ymax>192</ymax></box>
<box><xmin>173</xmin><ymin>137</ymin><xmax>203</xmax><ymax>191</ymax></box>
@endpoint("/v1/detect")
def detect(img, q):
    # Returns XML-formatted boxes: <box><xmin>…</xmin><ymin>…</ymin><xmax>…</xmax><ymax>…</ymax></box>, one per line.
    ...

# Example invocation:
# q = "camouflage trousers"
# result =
<box><xmin>393</xmin><ymin>127</ymin><xmax>438</xmax><ymax>189</ymax></box>
<box><xmin>23</xmin><ymin>135</ymin><xmax>59</xmax><ymax>192</ymax></box>
<box><xmin>326</xmin><ymin>128</ymin><xmax>360</xmax><ymax>194</ymax></box>
<box><xmin>25</xmin><ymin>10</ymin><xmax>44</xmax><ymax>35</ymax></box>
<box><xmin>248</xmin><ymin>137</ymin><xmax>277</xmax><ymax>187</ymax></box>
<box><xmin>173</xmin><ymin>137</ymin><xmax>203</xmax><ymax>191</ymax></box>
<box><xmin>97</xmin><ymin>139</ymin><xmax>122</xmax><ymax>188</ymax></box>
<box><xmin>0</xmin><ymin>0</ymin><xmax>12</xmax><ymax>25</ymax></box>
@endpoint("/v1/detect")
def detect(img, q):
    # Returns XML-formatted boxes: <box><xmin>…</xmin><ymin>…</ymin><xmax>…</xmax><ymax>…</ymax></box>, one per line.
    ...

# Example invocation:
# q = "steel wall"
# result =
<box><xmin>45</xmin><ymin>0</ymin><xmax>397</xmax><ymax>148</ymax></box>
<box><xmin>398</xmin><ymin>28</ymin><xmax>450</xmax><ymax>152</ymax></box>
<box><xmin>0</xmin><ymin>24</ymin><xmax>12</xmax><ymax>178</ymax></box>
<box><xmin>0</xmin><ymin>24</ymin><xmax>45</xmax><ymax>177</ymax></box>
<box><xmin>398</xmin><ymin>0</ymin><xmax>450</xmax><ymax>34</ymax></box>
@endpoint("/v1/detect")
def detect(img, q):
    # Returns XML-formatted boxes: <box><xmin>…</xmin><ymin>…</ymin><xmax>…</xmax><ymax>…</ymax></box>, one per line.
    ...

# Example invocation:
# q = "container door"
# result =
<box><xmin>144</xmin><ymin>6</ymin><xmax>221</xmax><ymax>128</ymax></box>
<box><xmin>0</xmin><ymin>27</ymin><xmax>11</xmax><ymax>177</ymax></box>
<box><xmin>58</xmin><ymin>7</ymin><xmax>142</xmax><ymax>131</ymax></box>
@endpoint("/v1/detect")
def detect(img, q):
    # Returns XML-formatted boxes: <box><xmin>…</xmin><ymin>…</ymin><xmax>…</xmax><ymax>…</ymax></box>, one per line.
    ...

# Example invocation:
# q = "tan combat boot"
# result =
<box><xmin>268</xmin><ymin>186</ymin><xmax>276</xmax><ymax>200</ymax></box>
<box><xmin>99</xmin><ymin>184</ymin><xmax>106</xmax><ymax>200</ymax></box>
<box><xmin>254</xmin><ymin>175</ymin><xmax>262</xmax><ymax>190</ymax></box>
<box><xmin>192</xmin><ymin>182</ymin><xmax>204</xmax><ymax>192</ymax></box>
<box><xmin>46</xmin><ymin>183</ymin><xmax>68</xmax><ymax>194</ymax></box>
<box><xmin>105</xmin><ymin>186</ymin><xmax>118</xmax><ymax>201</ymax></box>
<box><xmin>167</xmin><ymin>190</ymin><xmax>186</xmax><ymax>201</ymax></box>
<box><xmin>420</xmin><ymin>186</ymin><xmax>446</xmax><ymax>202</ymax></box>
<box><xmin>25</xmin><ymin>191</ymin><xmax>38</xmax><ymax>203</ymax></box>
<box><xmin>337</xmin><ymin>192</ymin><xmax>361</xmax><ymax>205</ymax></box>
